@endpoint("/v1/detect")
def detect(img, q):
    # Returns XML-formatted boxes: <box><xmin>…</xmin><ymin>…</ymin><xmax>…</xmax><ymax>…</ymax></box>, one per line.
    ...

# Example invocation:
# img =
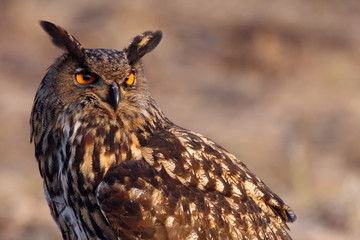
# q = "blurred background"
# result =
<box><xmin>1</xmin><ymin>0</ymin><xmax>360</xmax><ymax>239</ymax></box>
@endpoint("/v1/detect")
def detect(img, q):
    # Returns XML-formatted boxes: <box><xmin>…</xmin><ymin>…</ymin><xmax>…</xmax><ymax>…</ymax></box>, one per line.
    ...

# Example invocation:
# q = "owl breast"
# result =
<box><xmin>38</xmin><ymin>112</ymin><xmax>121</xmax><ymax>239</ymax></box>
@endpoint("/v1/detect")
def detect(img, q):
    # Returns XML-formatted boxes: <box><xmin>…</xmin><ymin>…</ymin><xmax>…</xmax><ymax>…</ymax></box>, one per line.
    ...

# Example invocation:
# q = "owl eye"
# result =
<box><xmin>124</xmin><ymin>72</ymin><xmax>135</xmax><ymax>86</ymax></box>
<box><xmin>75</xmin><ymin>72</ymin><xmax>97</xmax><ymax>85</ymax></box>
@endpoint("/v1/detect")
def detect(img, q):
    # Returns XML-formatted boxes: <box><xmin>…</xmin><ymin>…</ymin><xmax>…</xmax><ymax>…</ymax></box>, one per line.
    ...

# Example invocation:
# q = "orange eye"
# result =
<box><xmin>125</xmin><ymin>72</ymin><xmax>135</xmax><ymax>86</ymax></box>
<box><xmin>75</xmin><ymin>72</ymin><xmax>97</xmax><ymax>85</ymax></box>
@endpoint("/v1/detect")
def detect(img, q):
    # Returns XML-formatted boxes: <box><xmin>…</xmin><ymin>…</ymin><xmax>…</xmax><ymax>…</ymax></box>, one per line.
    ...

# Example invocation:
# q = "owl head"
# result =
<box><xmin>33</xmin><ymin>21</ymin><xmax>162</xmax><ymax>131</ymax></box>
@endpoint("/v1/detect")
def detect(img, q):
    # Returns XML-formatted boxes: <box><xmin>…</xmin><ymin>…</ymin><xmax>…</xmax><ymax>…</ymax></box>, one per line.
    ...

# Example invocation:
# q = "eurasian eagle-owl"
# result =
<box><xmin>30</xmin><ymin>21</ymin><xmax>296</xmax><ymax>240</ymax></box>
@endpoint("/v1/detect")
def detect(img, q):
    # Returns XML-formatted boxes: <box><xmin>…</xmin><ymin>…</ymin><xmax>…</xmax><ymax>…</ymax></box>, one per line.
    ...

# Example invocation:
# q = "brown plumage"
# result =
<box><xmin>31</xmin><ymin>21</ymin><xmax>296</xmax><ymax>240</ymax></box>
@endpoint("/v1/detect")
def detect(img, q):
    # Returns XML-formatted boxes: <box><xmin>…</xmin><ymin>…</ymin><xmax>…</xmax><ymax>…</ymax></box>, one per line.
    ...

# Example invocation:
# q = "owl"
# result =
<box><xmin>31</xmin><ymin>21</ymin><xmax>296</xmax><ymax>240</ymax></box>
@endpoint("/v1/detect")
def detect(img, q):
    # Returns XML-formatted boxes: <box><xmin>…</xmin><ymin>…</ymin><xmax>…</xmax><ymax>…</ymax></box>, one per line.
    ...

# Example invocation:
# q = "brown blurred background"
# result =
<box><xmin>1</xmin><ymin>1</ymin><xmax>360</xmax><ymax>239</ymax></box>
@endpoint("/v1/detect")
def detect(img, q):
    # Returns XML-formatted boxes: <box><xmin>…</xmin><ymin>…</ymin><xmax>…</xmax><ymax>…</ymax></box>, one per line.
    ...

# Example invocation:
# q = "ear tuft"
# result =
<box><xmin>125</xmin><ymin>31</ymin><xmax>162</xmax><ymax>65</ymax></box>
<box><xmin>40</xmin><ymin>20</ymin><xmax>84</xmax><ymax>61</ymax></box>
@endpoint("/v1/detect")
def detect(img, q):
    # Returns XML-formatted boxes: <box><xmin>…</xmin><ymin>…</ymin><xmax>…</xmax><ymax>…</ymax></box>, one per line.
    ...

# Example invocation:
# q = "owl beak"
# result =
<box><xmin>109</xmin><ymin>82</ymin><xmax>120</xmax><ymax>112</ymax></box>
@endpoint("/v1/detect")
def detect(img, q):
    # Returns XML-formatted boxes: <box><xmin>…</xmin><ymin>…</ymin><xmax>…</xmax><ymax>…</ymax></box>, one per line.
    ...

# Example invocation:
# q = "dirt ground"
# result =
<box><xmin>1</xmin><ymin>1</ymin><xmax>360</xmax><ymax>239</ymax></box>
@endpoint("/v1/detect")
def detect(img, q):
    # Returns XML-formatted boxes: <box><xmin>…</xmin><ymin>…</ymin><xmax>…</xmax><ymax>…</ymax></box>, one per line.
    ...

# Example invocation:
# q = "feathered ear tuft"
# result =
<box><xmin>125</xmin><ymin>31</ymin><xmax>162</xmax><ymax>65</ymax></box>
<box><xmin>40</xmin><ymin>20</ymin><xmax>84</xmax><ymax>62</ymax></box>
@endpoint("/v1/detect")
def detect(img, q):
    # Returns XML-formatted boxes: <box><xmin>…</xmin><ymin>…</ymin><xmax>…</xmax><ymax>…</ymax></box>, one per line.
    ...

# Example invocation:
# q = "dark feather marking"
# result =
<box><xmin>66</xmin><ymin>173</ymin><xmax>76</xmax><ymax>207</ymax></box>
<box><xmin>77</xmin><ymin>171</ymin><xmax>90</xmax><ymax>195</ymax></box>
<box><xmin>77</xmin><ymin>207</ymin><xmax>95</xmax><ymax>238</ymax></box>
<box><xmin>92</xmin><ymin>141</ymin><xmax>102</xmax><ymax>183</ymax></box>
<box><xmin>104</xmin><ymin>125</ymin><xmax>118</xmax><ymax>153</ymax></box>
<box><xmin>35</xmin><ymin>132</ymin><xmax>45</xmax><ymax>159</ymax></box>
<box><xmin>86</xmin><ymin>207</ymin><xmax>105</xmax><ymax>238</ymax></box>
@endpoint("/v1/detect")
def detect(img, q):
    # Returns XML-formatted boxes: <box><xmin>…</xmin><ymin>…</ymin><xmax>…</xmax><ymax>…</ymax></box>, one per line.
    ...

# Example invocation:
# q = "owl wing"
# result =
<box><xmin>97</xmin><ymin>128</ymin><xmax>295</xmax><ymax>239</ymax></box>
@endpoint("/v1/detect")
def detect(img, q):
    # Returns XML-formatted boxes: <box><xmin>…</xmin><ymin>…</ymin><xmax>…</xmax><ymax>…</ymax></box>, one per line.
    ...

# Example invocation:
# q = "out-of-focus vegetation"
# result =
<box><xmin>1</xmin><ymin>1</ymin><xmax>360</xmax><ymax>239</ymax></box>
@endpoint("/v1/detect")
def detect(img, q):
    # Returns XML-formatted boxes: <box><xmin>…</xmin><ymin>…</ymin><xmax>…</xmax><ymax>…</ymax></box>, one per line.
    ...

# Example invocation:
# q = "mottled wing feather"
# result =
<box><xmin>97</xmin><ymin>160</ymin><xmax>284</xmax><ymax>239</ymax></box>
<box><xmin>146</xmin><ymin>128</ymin><xmax>294</xmax><ymax>222</ymax></box>
<box><xmin>97</xmin><ymin>127</ymin><xmax>295</xmax><ymax>239</ymax></box>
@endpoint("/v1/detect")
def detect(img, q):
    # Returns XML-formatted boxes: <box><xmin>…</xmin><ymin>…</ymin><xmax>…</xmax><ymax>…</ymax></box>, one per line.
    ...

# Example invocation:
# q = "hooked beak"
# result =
<box><xmin>109</xmin><ymin>82</ymin><xmax>120</xmax><ymax>112</ymax></box>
